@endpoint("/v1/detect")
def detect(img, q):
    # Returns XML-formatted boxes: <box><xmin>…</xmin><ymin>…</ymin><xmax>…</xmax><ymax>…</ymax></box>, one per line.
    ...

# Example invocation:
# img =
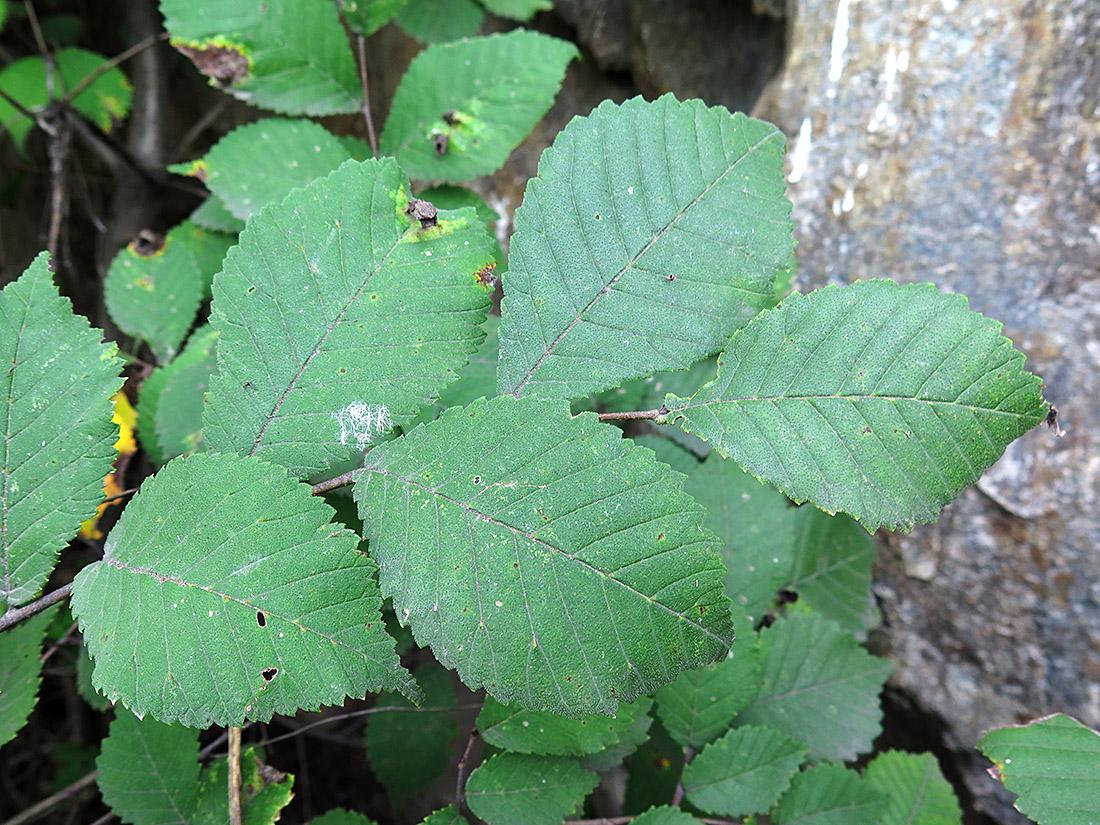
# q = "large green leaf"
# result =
<box><xmin>338</xmin><ymin>0</ymin><xmax>407</xmax><ymax>36</ymax></box>
<box><xmin>161</xmin><ymin>0</ymin><xmax>361</xmax><ymax>115</ymax></box>
<box><xmin>863</xmin><ymin>750</ymin><xmax>962</xmax><ymax>825</ymax></box>
<box><xmin>478</xmin><ymin>695</ymin><xmax>652</xmax><ymax>756</ymax></box>
<box><xmin>167</xmin><ymin>220</ymin><xmax>235</xmax><ymax>300</ymax></box>
<box><xmin>681</xmin><ymin>725</ymin><xmax>807</xmax><ymax>817</ymax></box>
<box><xmin>175</xmin><ymin>118</ymin><xmax>355</xmax><ymax>221</ymax></box>
<box><xmin>396</xmin><ymin>0</ymin><xmax>483</xmax><ymax>42</ymax></box>
<box><xmin>465</xmin><ymin>753</ymin><xmax>598</xmax><ymax>825</ymax></box>
<box><xmin>191</xmin><ymin>746</ymin><xmax>294</xmax><ymax>825</ymax></box>
<box><xmin>0</xmin><ymin>252</ymin><xmax>123</xmax><ymax>609</ymax></box>
<box><xmin>665</xmin><ymin>279</ymin><xmax>1048</xmax><ymax>531</ymax></box>
<box><xmin>654</xmin><ymin>647</ymin><xmax>761</xmax><ymax>748</ymax></box>
<box><xmin>380</xmin><ymin>31</ymin><xmax>578</xmax><ymax>181</ymax></box>
<box><xmin>0</xmin><ymin>608</ymin><xmax>55</xmax><ymax>746</ymax></box>
<box><xmin>365</xmin><ymin>661</ymin><xmax>458</xmax><ymax>810</ymax></box>
<box><xmin>96</xmin><ymin>713</ymin><xmax>200</xmax><ymax>825</ymax></box>
<box><xmin>479</xmin><ymin>0</ymin><xmax>552</xmax><ymax>21</ymax></box>
<box><xmin>0</xmin><ymin>48</ymin><xmax>132</xmax><ymax>149</ymax></box>
<box><xmin>202</xmin><ymin>157</ymin><xmax>496</xmax><ymax>477</ymax></box>
<box><xmin>735</xmin><ymin>614</ymin><xmax>891</xmax><ymax>761</ymax></box>
<box><xmin>104</xmin><ymin>234</ymin><xmax>203</xmax><ymax>362</ymax></box>
<box><xmin>70</xmin><ymin>451</ymin><xmax>417</xmax><ymax>727</ymax></box>
<box><xmin>355</xmin><ymin>395</ymin><xmax>733</xmax><ymax>717</ymax></box>
<box><xmin>773</xmin><ymin>763</ymin><xmax>886</xmax><ymax>825</ymax></box>
<box><xmin>979</xmin><ymin>714</ymin><xmax>1100</xmax><ymax>825</ymax></box>
<box><xmin>498</xmin><ymin>94</ymin><xmax>794</xmax><ymax>400</ymax></box>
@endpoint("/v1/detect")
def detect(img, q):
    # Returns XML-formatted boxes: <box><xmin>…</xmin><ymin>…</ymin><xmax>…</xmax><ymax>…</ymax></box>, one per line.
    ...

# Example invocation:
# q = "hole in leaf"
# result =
<box><xmin>262</xmin><ymin>667</ymin><xmax>278</xmax><ymax>682</ymax></box>
<box><xmin>256</xmin><ymin>611</ymin><xmax>266</xmax><ymax>627</ymax></box>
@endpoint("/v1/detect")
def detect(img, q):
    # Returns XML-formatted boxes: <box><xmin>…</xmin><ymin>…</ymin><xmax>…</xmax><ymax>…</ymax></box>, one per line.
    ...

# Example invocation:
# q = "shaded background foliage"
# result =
<box><xmin>0</xmin><ymin>0</ymin><xmax>1095</xmax><ymax>823</ymax></box>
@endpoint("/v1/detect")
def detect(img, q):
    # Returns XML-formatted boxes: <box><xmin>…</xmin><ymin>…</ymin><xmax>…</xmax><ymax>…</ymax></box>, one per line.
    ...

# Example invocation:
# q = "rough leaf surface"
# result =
<box><xmin>979</xmin><ymin>714</ymin><xmax>1100</xmax><ymax>825</ymax></box>
<box><xmin>773</xmin><ymin>763</ymin><xmax>886</xmax><ymax>825</ymax></box>
<box><xmin>96</xmin><ymin>712</ymin><xmax>200</xmax><ymax>825</ymax></box>
<box><xmin>0</xmin><ymin>252</ymin><xmax>123</xmax><ymax>609</ymax></box>
<box><xmin>465</xmin><ymin>753</ymin><xmax>598</xmax><ymax>825</ymax></box>
<box><xmin>735</xmin><ymin>614</ymin><xmax>892</xmax><ymax>761</ymax></box>
<box><xmin>654</xmin><ymin>648</ymin><xmax>761</xmax><ymax>748</ymax></box>
<box><xmin>355</xmin><ymin>395</ymin><xmax>733</xmax><ymax>717</ymax></box>
<box><xmin>665</xmin><ymin>279</ymin><xmax>1048</xmax><ymax>531</ymax></box>
<box><xmin>478</xmin><ymin>695</ymin><xmax>652</xmax><ymax>756</ymax></box>
<box><xmin>498</xmin><ymin>94</ymin><xmax>794</xmax><ymax>400</ymax></box>
<box><xmin>380</xmin><ymin>31</ymin><xmax>578</xmax><ymax>181</ymax></box>
<box><xmin>202</xmin><ymin>158</ymin><xmax>495</xmax><ymax>477</ymax></box>
<box><xmin>161</xmin><ymin>0</ymin><xmax>361</xmax><ymax>115</ymax></box>
<box><xmin>682</xmin><ymin>725</ymin><xmax>807</xmax><ymax>817</ymax></box>
<box><xmin>864</xmin><ymin>750</ymin><xmax>962</xmax><ymax>825</ymax></box>
<box><xmin>71</xmin><ymin>451</ymin><xmax>417</xmax><ymax>727</ymax></box>
<box><xmin>0</xmin><ymin>608</ymin><xmax>54</xmax><ymax>746</ymax></box>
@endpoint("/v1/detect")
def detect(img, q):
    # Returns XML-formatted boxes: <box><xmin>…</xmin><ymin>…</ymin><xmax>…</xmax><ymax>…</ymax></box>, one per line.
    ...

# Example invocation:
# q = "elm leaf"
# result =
<box><xmin>979</xmin><ymin>714</ymin><xmax>1100</xmax><ymax>825</ymax></box>
<box><xmin>864</xmin><ymin>750</ymin><xmax>962</xmax><ymax>825</ymax></box>
<box><xmin>465</xmin><ymin>753</ymin><xmax>598</xmax><ymax>825</ymax></box>
<box><xmin>0</xmin><ymin>608</ymin><xmax>56</xmax><ymax>746</ymax></box>
<box><xmin>202</xmin><ymin>157</ymin><xmax>496</xmax><ymax>477</ymax></box>
<box><xmin>654</xmin><ymin>648</ymin><xmax>761</xmax><ymax>748</ymax></box>
<box><xmin>478</xmin><ymin>695</ymin><xmax>652</xmax><ymax>756</ymax></box>
<box><xmin>498</xmin><ymin>94</ymin><xmax>794</xmax><ymax>400</ymax></box>
<box><xmin>355</xmin><ymin>395</ymin><xmax>733</xmax><ymax>717</ymax></box>
<box><xmin>665</xmin><ymin>279</ymin><xmax>1048</xmax><ymax>532</ymax></box>
<box><xmin>0</xmin><ymin>252</ymin><xmax>123</xmax><ymax>609</ymax></box>
<box><xmin>380</xmin><ymin>31</ymin><xmax>578</xmax><ymax>181</ymax></box>
<box><xmin>773</xmin><ymin>763</ymin><xmax>886</xmax><ymax>825</ymax></box>
<box><xmin>70</xmin><ymin>451</ymin><xmax>417</xmax><ymax>727</ymax></box>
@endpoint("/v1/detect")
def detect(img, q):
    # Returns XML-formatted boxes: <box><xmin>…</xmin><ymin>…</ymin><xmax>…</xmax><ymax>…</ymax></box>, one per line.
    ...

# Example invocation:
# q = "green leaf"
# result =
<box><xmin>202</xmin><ymin>157</ymin><xmax>495</xmax><ymax>477</ymax></box>
<box><xmin>682</xmin><ymin>725</ymin><xmax>808</xmax><ymax>817</ymax></box>
<box><xmin>186</xmin><ymin>118</ymin><xmax>354</xmax><ymax>221</ymax></box>
<box><xmin>864</xmin><ymin>750</ymin><xmax>962</xmax><ymax>825</ymax></box>
<box><xmin>192</xmin><ymin>746</ymin><xmax>293</xmax><ymax>825</ymax></box>
<box><xmin>167</xmin><ymin>220</ymin><xmax>235</xmax><ymax>300</ymax></box>
<box><xmin>355</xmin><ymin>395</ymin><xmax>733</xmax><ymax>717</ymax></box>
<box><xmin>0</xmin><ymin>252</ymin><xmax>123</xmax><ymax>609</ymax></box>
<box><xmin>736</xmin><ymin>614</ymin><xmax>891</xmax><ymax>761</ymax></box>
<box><xmin>70</xmin><ymin>451</ymin><xmax>417</xmax><ymax>727</ymax></box>
<box><xmin>465</xmin><ymin>753</ymin><xmax>598</xmax><ymax>825</ymax></box>
<box><xmin>105</xmin><ymin>234</ymin><xmax>203</xmax><ymax>362</ymax></box>
<box><xmin>773</xmin><ymin>763</ymin><xmax>886</xmax><ymax>825</ymax></box>
<box><xmin>579</xmin><ymin>697</ymin><xmax>654</xmax><ymax>772</ymax></box>
<box><xmin>412</xmin><ymin>315</ymin><xmax>501</xmax><ymax>429</ymax></box>
<box><xmin>380</xmin><ymin>31</ymin><xmax>578</xmax><ymax>181</ymax></box>
<box><xmin>417</xmin><ymin>185</ymin><xmax>506</xmax><ymax>266</ymax></box>
<box><xmin>478</xmin><ymin>695</ymin><xmax>652</xmax><ymax>756</ymax></box>
<box><xmin>0</xmin><ymin>607</ymin><xmax>55</xmax><ymax>747</ymax></box>
<box><xmin>396</xmin><ymin>0</ymin><xmax>483</xmax><ymax>43</ymax></box>
<box><xmin>654</xmin><ymin>647</ymin><xmax>761</xmax><ymax>748</ymax></box>
<box><xmin>979</xmin><ymin>714</ymin><xmax>1100</xmax><ymax>825</ymax></box>
<box><xmin>498</xmin><ymin>94</ymin><xmax>794</xmax><ymax>400</ymax></box>
<box><xmin>0</xmin><ymin>48</ymin><xmax>132</xmax><ymax>148</ymax></box>
<box><xmin>786</xmin><ymin>508</ymin><xmax>877</xmax><ymax>637</ymax></box>
<box><xmin>161</xmin><ymin>0</ymin><xmax>361</xmax><ymax>115</ymax></box>
<box><xmin>630</xmin><ymin>807</ymin><xmax>704</xmax><ymax>825</ymax></box>
<box><xmin>623</xmin><ymin>718</ymin><xmax>683</xmax><ymax>815</ymax></box>
<box><xmin>77</xmin><ymin>639</ymin><xmax>111</xmax><ymax>711</ymax></box>
<box><xmin>189</xmin><ymin>195</ymin><xmax>246</xmax><ymax>234</ymax></box>
<box><xmin>96</xmin><ymin>713</ymin><xmax>200</xmax><ymax>825</ymax></box>
<box><xmin>137</xmin><ymin>325</ymin><xmax>218</xmax><ymax>465</ymax></box>
<box><xmin>665</xmin><ymin>279</ymin><xmax>1048</xmax><ymax>532</ymax></box>
<box><xmin>338</xmin><ymin>0</ymin><xmax>407</xmax><ymax>36</ymax></box>
<box><xmin>479</xmin><ymin>0</ymin><xmax>552</xmax><ymax>21</ymax></box>
<box><xmin>681</xmin><ymin>456</ymin><xmax>793</xmax><ymax>625</ymax></box>
<box><xmin>365</xmin><ymin>660</ymin><xmax>458</xmax><ymax>810</ymax></box>
<box><xmin>419</xmin><ymin>806</ymin><xmax>466</xmax><ymax>825</ymax></box>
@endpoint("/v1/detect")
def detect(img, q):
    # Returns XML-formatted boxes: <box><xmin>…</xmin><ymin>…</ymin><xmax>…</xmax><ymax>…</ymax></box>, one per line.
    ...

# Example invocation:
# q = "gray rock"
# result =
<box><xmin>754</xmin><ymin>0</ymin><xmax>1100</xmax><ymax>820</ymax></box>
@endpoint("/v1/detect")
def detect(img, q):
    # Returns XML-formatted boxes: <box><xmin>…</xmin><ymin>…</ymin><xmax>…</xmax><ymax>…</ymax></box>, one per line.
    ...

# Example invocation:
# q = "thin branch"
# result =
<box><xmin>0</xmin><ymin>770</ymin><xmax>98</xmax><ymax>825</ymax></box>
<box><xmin>60</xmin><ymin>32</ymin><xmax>170</xmax><ymax>106</ymax></box>
<box><xmin>311</xmin><ymin>468</ymin><xmax>362</xmax><ymax>496</ymax></box>
<box><xmin>228</xmin><ymin>726</ymin><xmax>243</xmax><ymax>825</ymax></box>
<box><xmin>455</xmin><ymin>725</ymin><xmax>479</xmax><ymax>808</ymax></box>
<box><xmin>355</xmin><ymin>34</ymin><xmax>378</xmax><ymax>157</ymax></box>
<box><xmin>0</xmin><ymin>84</ymin><xmax>40</xmax><ymax>123</ymax></box>
<box><xmin>596</xmin><ymin>407</ymin><xmax>666</xmax><ymax>422</ymax></box>
<box><xmin>0</xmin><ymin>582</ymin><xmax>73</xmax><ymax>633</ymax></box>
<box><xmin>671</xmin><ymin>744</ymin><xmax>695</xmax><ymax>807</ymax></box>
<box><xmin>23</xmin><ymin>0</ymin><xmax>49</xmax><ymax>58</ymax></box>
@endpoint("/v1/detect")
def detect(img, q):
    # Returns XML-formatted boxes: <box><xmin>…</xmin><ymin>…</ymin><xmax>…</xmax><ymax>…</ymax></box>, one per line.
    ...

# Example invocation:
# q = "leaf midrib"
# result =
<box><xmin>508</xmin><ymin>130</ymin><xmax>776</xmax><ymax>396</ymax></box>
<box><xmin>365</xmin><ymin>466</ymin><xmax>728</xmax><ymax>645</ymax></box>
<box><xmin>675</xmin><ymin>394</ymin><xmax>1039</xmax><ymax>418</ymax></box>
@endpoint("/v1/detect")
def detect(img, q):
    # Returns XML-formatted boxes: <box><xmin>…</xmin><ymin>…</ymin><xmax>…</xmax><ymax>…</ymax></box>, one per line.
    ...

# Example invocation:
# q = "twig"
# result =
<box><xmin>455</xmin><ymin>725</ymin><xmax>479</xmax><ymax>808</ymax></box>
<box><xmin>228</xmin><ymin>726</ymin><xmax>243</xmax><ymax>825</ymax></box>
<box><xmin>23</xmin><ymin>0</ymin><xmax>48</xmax><ymax>57</ymax></box>
<box><xmin>355</xmin><ymin>34</ymin><xmax>378</xmax><ymax>157</ymax></box>
<box><xmin>596</xmin><ymin>407</ymin><xmax>666</xmax><ymax>422</ymax></box>
<box><xmin>0</xmin><ymin>582</ymin><xmax>73</xmax><ymax>633</ymax></box>
<box><xmin>61</xmin><ymin>33</ymin><xmax>171</xmax><ymax>106</ymax></box>
<box><xmin>670</xmin><ymin>744</ymin><xmax>695</xmax><ymax>807</ymax></box>
<box><xmin>311</xmin><ymin>468</ymin><xmax>362</xmax><ymax>496</ymax></box>
<box><xmin>0</xmin><ymin>770</ymin><xmax>98</xmax><ymax>825</ymax></box>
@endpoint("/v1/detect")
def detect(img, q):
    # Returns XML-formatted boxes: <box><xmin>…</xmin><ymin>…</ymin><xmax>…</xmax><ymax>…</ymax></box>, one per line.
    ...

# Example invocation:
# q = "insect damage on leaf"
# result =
<box><xmin>333</xmin><ymin>402</ymin><xmax>392</xmax><ymax>450</ymax></box>
<box><xmin>474</xmin><ymin>262</ymin><xmax>498</xmax><ymax>290</ymax></box>
<box><xmin>129</xmin><ymin>229</ymin><xmax>166</xmax><ymax>257</ymax></box>
<box><xmin>173</xmin><ymin>39</ymin><xmax>250</xmax><ymax>85</ymax></box>
<box><xmin>406</xmin><ymin>198</ymin><xmax>438</xmax><ymax>228</ymax></box>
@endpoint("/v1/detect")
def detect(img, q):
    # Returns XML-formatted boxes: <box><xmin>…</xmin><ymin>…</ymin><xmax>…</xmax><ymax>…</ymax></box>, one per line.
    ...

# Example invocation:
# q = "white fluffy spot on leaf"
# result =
<box><xmin>333</xmin><ymin>402</ymin><xmax>392</xmax><ymax>450</ymax></box>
